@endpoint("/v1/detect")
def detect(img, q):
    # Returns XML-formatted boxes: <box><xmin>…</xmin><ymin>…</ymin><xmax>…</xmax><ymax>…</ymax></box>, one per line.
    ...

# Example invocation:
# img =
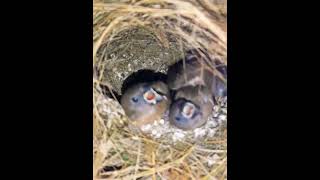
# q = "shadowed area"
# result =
<box><xmin>121</xmin><ymin>69</ymin><xmax>167</xmax><ymax>95</ymax></box>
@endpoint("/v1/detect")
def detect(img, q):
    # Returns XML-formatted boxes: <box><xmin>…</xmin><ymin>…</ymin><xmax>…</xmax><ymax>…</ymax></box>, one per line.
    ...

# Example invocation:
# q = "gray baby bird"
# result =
<box><xmin>121</xmin><ymin>81</ymin><xmax>171</xmax><ymax>127</ymax></box>
<box><xmin>167</xmin><ymin>49</ymin><xmax>227</xmax><ymax>130</ymax></box>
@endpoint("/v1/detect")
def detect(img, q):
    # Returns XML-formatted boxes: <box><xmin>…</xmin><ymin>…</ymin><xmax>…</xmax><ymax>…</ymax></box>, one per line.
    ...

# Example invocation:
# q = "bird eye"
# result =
<box><xmin>131</xmin><ymin>97</ymin><xmax>139</xmax><ymax>103</ymax></box>
<box><xmin>175</xmin><ymin>116</ymin><xmax>181</xmax><ymax>121</ymax></box>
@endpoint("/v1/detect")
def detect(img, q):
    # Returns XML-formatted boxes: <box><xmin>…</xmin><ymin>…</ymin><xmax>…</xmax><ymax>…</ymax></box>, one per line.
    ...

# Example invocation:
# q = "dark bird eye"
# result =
<box><xmin>175</xmin><ymin>116</ymin><xmax>181</xmax><ymax>121</ymax></box>
<box><xmin>131</xmin><ymin>97</ymin><xmax>139</xmax><ymax>103</ymax></box>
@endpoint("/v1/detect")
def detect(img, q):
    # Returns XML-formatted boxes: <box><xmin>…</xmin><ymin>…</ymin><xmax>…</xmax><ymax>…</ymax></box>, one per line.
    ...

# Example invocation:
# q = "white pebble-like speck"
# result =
<box><xmin>151</xmin><ymin>129</ymin><xmax>157</xmax><ymax>135</ymax></box>
<box><xmin>219</xmin><ymin>114</ymin><xmax>227</xmax><ymax>121</ymax></box>
<box><xmin>159</xmin><ymin>119</ymin><xmax>165</xmax><ymax>125</ymax></box>
<box><xmin>127</xmin><ymin>64</ymin><xmax>132</xmax><ymax>71</ymax></box>
<box><xmin>207</xmin><ymin>154</ymin><xmax>220</xmax><ymax>167</ymax></box>
<box><xmin>153</xmin><ymin>120</ymin><xmax>158</xmax><ymax>126</ymax></box>
<box><xmin>172</xmin><ymin>131</ymin><xmax>185</xmax><ymax>142</ymax></box>
<box><xmin>213</xmin><ymin>105</ymin><xmax>220</xmax><ymax>112</ymax></box>
<box><xmin>222</xmin><ymin>108</ymin><xmax>227</xmax><ymax>114</ymax></box>
<box><xmin>194</xmin><ymin>128</ymin><xmax>207</xmax><ymax>138</ymax></box>
<box><xmin>141</xmin><ymin>124</ymin><xmax>152</xmax><ymax>132</ymax></box>
<box><xmin>207</xmin><ymin>159</ymin><xmax>215</xmax><ymax>167</ymax></box>
<box><xmin>154</xmin><ymin>133</ymin><xmax>161</xmax><ymax>139</ymax></box>
<box><xmin>207</xmin><ymin>129</ymin><xmax>217</xmax><ymax>137</ymax></box>
<box><xmin>207</xmin><ymin>119</ymin><xmax>218</xmax><ymax>127</ymax></box>
<box><xmin>116</xmin><ymin>72</ymin><xmax>122</xmax><ymax>78</ymax></box>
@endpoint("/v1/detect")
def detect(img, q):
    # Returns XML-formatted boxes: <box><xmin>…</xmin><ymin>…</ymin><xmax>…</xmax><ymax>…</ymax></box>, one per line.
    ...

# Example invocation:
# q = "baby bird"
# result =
<box><xmin>121</xmin><ymin>81</ymin><xmax>171</xmax><ymax>127</ymax></box>
<box><xmin>167</xmin><ymin>49</ymin><xmax>227</xmax><ymax>130</ymax></box>
<box><xmin>167</xmin><ymin>49</ymin><xmax>227</xmax><ymax>97</ymax></box>
<box><xmin>169</xmin><ymin>85</ymin><xmax>214</xmax><ymax>130</ymax></box>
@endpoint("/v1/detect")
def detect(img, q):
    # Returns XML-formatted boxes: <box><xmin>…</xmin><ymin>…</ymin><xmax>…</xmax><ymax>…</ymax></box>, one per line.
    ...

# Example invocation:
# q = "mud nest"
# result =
<box><xmin>93</xmin><ymin>0</ymin><xmax>227</xmax><ymax>179</ymax></box>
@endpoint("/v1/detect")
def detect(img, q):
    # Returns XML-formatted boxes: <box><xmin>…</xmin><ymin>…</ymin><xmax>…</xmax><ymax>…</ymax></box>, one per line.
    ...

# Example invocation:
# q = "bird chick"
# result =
<box><xmin>167</xmin><ymin>49</ymin><xmax>227</xmax><ymax>98</ymax></box>
<box><xmin>169</xmin><ymin>85</ymin><xmax>214</xmax><ymax>130</ymax></box>
<box><xmin>167</xmin><ymin>49</ymin><xmax>227</xmax><ymax>130</ymax></box>
<box><xmin>121</xmin><ymin>81</ymin><xmax>171</xmax><ymax>127</ymax></box>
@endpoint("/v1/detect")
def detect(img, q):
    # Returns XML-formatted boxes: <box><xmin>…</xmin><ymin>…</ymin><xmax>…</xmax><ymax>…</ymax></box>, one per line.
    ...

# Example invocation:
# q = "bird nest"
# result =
<box><xmin>93</xmin><ymin>0</ymin><xmax>227</xmax><ymax>179</ymax></box>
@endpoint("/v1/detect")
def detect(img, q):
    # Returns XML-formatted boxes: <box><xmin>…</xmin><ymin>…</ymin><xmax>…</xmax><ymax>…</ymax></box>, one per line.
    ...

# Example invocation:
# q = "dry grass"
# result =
<box><xmin>93</xmin><ymin>0</ymin><xmax>227</xmax><ymax>179</ymax></box>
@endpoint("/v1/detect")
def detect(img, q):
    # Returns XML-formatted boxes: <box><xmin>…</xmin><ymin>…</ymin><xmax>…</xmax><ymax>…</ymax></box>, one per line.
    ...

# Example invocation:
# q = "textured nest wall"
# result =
<box><xmin>93</xmin><ymin>0</ymin><xmax>227</xmax><ymax>179</ymax></box>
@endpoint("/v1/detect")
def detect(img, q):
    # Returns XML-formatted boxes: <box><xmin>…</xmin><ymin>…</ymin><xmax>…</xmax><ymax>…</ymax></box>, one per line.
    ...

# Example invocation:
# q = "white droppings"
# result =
<box><xmin>207</xmin><ymin>129</ymin><xmax>217</xmax><ymax>138</ymax></box>
<box><xmin>141</xmin><ymin>124</ymin><xmax>152</xmax><ymax>132</ymax></box>
<box><xmin>151</xmin><ymin>129</ymin><xmax>157</xmax><ymax>135</ymax></box>
<box><xmin>154</xmin><ymin>133</ymin><xmax>161</xmax><ymax>139</ymax></box>
<box><xmin>194</xmin><ymin>128</ymin><xmax>207</xmax><ymax>138</ymax></box>
<box><xmin>206</xmin><ymin>120</ymin><xmax>218</xmax><ymax>128</ymax></box>
<box><xmin>219</xmin><ymin>114</ymin><xmax>227</xmax><ymax>121</ymax></box>
<box><xmin>98</xmin><ymin>93</ymin><xmax>228</xmax><ymax>143</ymax></box>
<box><xmin>127</xmin><ymin>63</ymin><xmax>132</xmax><ymax>71</ymax></box>
<box><xmin>153</xmin><ymin>120</ymin><xmax>158</xmax><ymax>126</ymax></box>
<box><xmin>221</xmin><ymin>108</ymin><xmax>227</xmax><ymax>114</ymax></box>
<box><xmin>207</xmin><ymin>154</ymin><xmax>220</xmax><ymax>167</ymax></box>
<box><xmin>172</xmin><ymin>131</ymin><xmax>186</xmax><ymax>142</ymax></box>
<box><xmin>207</xmin><ymin>159</ymin><xmax>215</xmax><ymax>167</ymax></box>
